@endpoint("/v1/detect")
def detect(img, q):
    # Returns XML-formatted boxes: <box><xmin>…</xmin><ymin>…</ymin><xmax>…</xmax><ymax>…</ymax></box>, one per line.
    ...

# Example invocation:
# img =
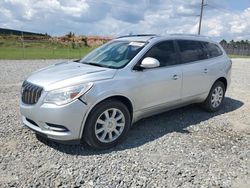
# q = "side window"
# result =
<box><xmin>177</xmin><ymin>40</ymin><xmax>207</xmax><ymax>63</ymax></box>
<box><xmin>204</xmin><ymin>42</ymin><xmax>223</xmax><ymax>58</ymax></box>
<box><xmin>143</xmin><ymin>40</ymin><xmax>177</xmax><ymax>67</ymax></box>
<box><xmin>200</xmin><ymin>41</ymin><xmax>210</xmax><ymax>58</ymax></box>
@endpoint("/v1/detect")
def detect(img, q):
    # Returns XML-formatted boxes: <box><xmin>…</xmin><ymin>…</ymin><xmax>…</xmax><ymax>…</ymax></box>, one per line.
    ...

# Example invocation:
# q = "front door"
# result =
<box><xmin>131</xmin><ymin>40</ymin><xmax>182</xmax><ymax>112</ymax></box>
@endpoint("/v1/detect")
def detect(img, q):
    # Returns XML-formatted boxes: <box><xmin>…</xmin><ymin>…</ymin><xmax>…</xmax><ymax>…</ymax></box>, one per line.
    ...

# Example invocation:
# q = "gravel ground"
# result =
<box><xmin>0</xmin><ymin>59</ymin><xmax>249</xmax><ymax>188</ymax></box>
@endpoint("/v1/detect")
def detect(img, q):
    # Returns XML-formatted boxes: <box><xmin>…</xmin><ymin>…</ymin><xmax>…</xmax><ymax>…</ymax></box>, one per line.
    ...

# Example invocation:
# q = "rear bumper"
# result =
<box><xmin>20</xmin><ymin>97</ymin><xmax>89</xmax><ymax>143</ymax></box>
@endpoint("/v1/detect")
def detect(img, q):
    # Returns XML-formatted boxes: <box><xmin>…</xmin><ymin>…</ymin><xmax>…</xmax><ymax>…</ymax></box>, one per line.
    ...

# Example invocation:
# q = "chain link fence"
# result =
<box><xmin>1</xmin><ymin>35</ymin><xmax>250</xmax><ymax>59</ymax></box>
<box><xmin>221</xmin><ymin>43</ymin><xmax>250</xmax><ymax>56</ymax></box>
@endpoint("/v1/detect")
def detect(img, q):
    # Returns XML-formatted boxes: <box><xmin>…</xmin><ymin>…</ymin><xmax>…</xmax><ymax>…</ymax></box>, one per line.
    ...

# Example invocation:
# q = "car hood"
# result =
<box><xmin>26</xmin><ymin>61</ymin><xmax>117</xmax><ymax>91</ymax></box>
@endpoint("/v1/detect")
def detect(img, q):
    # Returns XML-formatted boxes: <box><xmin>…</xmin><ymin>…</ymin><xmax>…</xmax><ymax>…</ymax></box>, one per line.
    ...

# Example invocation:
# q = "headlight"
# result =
<box><xmin>44</xmin><ymin>83</ymin><xmax>93</xmax><ymax>105</ymax></box>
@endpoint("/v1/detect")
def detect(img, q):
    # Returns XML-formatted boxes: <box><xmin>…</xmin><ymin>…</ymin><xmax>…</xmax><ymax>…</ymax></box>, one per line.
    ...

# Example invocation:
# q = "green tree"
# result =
<box><xmin>220</xmin><ymin>39</ymin><xmax>227</xmax><ymax>45</ymax></box>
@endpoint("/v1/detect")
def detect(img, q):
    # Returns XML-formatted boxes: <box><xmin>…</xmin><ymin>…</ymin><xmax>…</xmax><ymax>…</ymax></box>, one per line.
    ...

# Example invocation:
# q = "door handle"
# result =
<box><xmin>172</xmin><ymin>74</ymin><xmax>179</xmax><ymax>80</ymax></box>
<box><xmin>204</xmin><ymin>68</ymin><xmax>208</xmax><ymax>73</ymax></box>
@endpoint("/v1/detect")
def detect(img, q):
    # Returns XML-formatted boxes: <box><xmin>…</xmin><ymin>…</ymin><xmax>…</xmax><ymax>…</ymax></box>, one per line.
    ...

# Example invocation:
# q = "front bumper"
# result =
<box><xmin>20</xmin><ymin>95</ymin><xmax>88</xmax><ymax>143</ymax></box>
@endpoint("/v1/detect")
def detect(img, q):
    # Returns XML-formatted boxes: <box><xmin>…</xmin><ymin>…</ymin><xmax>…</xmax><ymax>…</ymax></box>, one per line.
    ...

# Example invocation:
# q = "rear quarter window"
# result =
<box><xmin>203</xmin><ymin>42</ymin><xmax>223</xmax><ymax>58</ymax></box>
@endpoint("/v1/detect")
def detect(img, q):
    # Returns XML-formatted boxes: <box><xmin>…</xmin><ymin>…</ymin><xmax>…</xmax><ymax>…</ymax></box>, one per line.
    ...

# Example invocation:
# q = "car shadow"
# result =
<box><xmin>36</xmin><ymin>97</ymin><xmax>244</xmax><ymax>155</ymax></box>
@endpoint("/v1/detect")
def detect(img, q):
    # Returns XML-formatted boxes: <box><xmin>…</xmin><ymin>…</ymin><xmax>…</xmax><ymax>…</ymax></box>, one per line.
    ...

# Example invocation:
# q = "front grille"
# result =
<box><xmin>21</xmin><ymin>81</ymin><xmax>43</xmax><ymax>105</ymax></box>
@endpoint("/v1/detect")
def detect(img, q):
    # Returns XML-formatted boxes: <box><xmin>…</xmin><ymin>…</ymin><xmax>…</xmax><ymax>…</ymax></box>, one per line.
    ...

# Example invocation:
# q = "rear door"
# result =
<box><xmin>202</xmin><ymin>41</ymin><xmax>227</xmax><ymax>88</ymax></box>
<box><xmin>176</xmin><ymin>40</ymin><xmax>210</xmax><ymax>99</ymax></box>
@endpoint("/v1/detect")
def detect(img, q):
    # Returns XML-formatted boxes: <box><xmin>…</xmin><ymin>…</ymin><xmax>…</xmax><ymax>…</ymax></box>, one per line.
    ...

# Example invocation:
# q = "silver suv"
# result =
<box><xmin>20</xmin><ymin>34</ymin><xmax>232</xmax><ymax>149</ymax></box>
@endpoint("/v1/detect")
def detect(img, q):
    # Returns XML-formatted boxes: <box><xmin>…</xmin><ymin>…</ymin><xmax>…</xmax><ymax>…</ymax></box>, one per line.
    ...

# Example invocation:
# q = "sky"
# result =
<box><xmin>0</xmin><ymin>0</ymin><xmax>250</xmax><ymax>41</ymax></box>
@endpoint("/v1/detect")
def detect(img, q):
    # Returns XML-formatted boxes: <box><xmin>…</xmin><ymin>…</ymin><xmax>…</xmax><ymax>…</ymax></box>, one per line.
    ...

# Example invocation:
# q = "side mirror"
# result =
<box><xmin>140</xmin><ymin>57</ymin><xmax>160</xmax><ymax>69</ymax></box>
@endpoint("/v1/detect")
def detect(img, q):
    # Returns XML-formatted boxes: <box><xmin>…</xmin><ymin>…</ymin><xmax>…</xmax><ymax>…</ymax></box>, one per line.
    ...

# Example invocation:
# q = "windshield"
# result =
<box><xmin>79</xmin><ymin>41</ymin><xmax>146</xmax><ymax>69</ymax></box>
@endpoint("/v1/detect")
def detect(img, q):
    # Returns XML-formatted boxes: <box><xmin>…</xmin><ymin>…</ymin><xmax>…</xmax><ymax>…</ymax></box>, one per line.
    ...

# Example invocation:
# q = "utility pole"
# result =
<box><xmin>198</xmin><ymin>0</ymin><xmax>205</xmax><ymax>35</ymax></box>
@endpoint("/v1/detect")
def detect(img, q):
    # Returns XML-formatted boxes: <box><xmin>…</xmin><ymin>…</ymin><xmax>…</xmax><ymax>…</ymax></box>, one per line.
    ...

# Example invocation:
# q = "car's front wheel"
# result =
<box><xmin>83</xmin><ymin>100</ymin><xmax>131</xmax><ymax>149</ymax></box>
<box><xmin>202</xmin><ymin>81</ymin><xmax>226</xmax><ymax>112</ymax></box>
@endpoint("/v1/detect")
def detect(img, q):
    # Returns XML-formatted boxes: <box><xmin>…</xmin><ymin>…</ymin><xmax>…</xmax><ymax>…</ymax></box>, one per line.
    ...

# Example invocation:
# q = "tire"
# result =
<box><xmin>83</xmin><ymin>99</ymin><xmax>131</xmax><ymax>149</ymax></box>
<box><xmin>202</xmin><ymin>81</ymin><xmax>226</xmax><ymax>112</ymax></box>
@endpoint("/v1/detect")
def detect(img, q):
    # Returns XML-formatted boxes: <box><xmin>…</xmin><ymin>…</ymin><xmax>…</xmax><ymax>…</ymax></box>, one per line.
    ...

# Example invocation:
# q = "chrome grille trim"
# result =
<box><xmin>21</xmin><ymin>81</ymin><xmax>43</xmax><ymax>105</ymax></box>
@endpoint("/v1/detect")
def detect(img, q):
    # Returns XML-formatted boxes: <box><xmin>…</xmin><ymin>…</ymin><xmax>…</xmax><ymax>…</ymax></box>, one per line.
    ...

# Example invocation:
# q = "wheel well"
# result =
<box><xmin>102</xmin><ymin>96</ymin><xmax>133</xmax><ymax>119</ymax></box>
<box><xmin>216</xmin><ymin>77</ymin><xmax>227</xmax><ymax>90</ymax></box>
<box><xmin>81</xmin><ymin>95</ymin><xmax>133</xmax><ymax>139</ymax></box>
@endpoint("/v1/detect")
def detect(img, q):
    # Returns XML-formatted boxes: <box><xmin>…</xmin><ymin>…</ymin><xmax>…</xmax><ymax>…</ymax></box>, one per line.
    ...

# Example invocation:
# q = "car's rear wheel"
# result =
<box><xmin>202</xmin><ymin>81</ymin><xmax>225</xmax><ymax>112</ymax></box>
<box><xmin>83</xmin><ymin>100</ymin><xmax>131</xmax><ymax>149</ymax></box>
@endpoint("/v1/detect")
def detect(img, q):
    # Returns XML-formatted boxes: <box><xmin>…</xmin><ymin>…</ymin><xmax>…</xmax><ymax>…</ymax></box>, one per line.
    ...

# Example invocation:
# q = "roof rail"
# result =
<box><xmin>116</xmin><ymin>34</ymin><xmax>158</xmax><ymax>39</ymax></box>
<box><xmin>169</xmin><ymin>33</ymin><xmax>210</xmax><ymax>38</ymax></box>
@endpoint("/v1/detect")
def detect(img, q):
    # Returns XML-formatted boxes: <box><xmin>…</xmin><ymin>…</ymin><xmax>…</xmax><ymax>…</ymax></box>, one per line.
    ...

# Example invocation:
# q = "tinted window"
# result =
<box><xmin>143</xmin><ymin>40</ymin><xmax>177</xmax><ymax>67</ymax></box>
<box><xmin>177</xmin><ymin>40</ymin><xmax>208</xmax><ymax>63</ymax></box>
<box><xmin>203</xmin><ymin>42</ymin><xmax>223</xmax><ymax>58</ymax></box>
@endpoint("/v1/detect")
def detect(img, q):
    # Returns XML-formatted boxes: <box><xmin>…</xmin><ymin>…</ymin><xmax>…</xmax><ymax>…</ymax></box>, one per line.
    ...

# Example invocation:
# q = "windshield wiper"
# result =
<box><xmin>87</xmin><ymin>62</ymin><xmax>106</xmax><ymax>67</ymax></box>
<box><xmin>81</xmin><ymin>61</ymin><xmax>110</xmax><ymax>68</ymax></box>
<box><xmin>80</xmin><ymin>61</ymin><xmax>115</xmax><ymax>69</ymax></box>
<box><xmin>73</xmin><ymin>59</ymin><xmax>80</xmax><ymax>62</ymax></box>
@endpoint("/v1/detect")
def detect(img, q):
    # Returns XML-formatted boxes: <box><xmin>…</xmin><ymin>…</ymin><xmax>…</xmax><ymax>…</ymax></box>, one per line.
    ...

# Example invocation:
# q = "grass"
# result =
<box><xmin>228</xmin><ymin>54</ymin><xmax>250</xmax><ymax>58</ymax></box>
<box><xmin>0</xmin><ymin>38</ymin><xmax>96</xmax><ymax>59</ymax></box>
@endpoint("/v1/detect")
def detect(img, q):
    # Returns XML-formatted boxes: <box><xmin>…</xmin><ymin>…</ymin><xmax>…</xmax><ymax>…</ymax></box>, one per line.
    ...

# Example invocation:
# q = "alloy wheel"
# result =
<box><xmin>94</xmin><ymin>108</ymin><xmax>125</xmax><ymax>143</ymax></box>
<box><xmin>211</xmin><ymin>86</ymin><xmax>224</xmax><ymax>108</ymax></box>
